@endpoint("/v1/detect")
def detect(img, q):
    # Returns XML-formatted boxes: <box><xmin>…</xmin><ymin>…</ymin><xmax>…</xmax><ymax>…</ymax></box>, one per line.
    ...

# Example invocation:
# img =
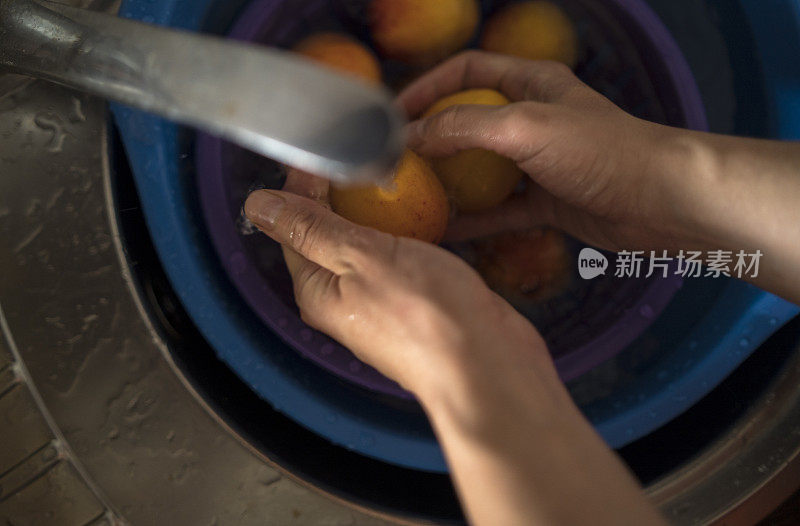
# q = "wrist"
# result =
<box><xmin>415</xmin><ymin>335</ymin><xmax>576</xmax><ymax>439</ymax></box>
<box><xmin>644</xmin><ymin>124</ymin><xmax>730</xmax><ymax>251</ymax></box>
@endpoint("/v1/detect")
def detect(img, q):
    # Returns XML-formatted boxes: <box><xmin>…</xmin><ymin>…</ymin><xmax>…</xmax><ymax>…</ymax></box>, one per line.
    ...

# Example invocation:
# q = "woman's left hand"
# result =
<box><xmin>244</xmin><ymin>169</ymin><xmax>559</xmax><ymax>402</ymax></box>
<box><xmin>245</xmin><ymin>169</ymin><xmax>666</xmax><ymax>526</ymax></box>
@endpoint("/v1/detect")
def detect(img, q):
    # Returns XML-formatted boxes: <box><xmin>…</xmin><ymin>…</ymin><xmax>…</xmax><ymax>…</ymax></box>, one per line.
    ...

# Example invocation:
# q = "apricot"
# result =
<box><xmin>475</xmin><ymin>228</ymin><xmax>572</xmax><ymax>302</ymax></box>
<box><xmin>294</xmin><ymin>32</ymin><xmax>382</xmax><ymax>84</ymax></box>
<box><xmin>481</xmin><ymin>1</ymin><xmax>579</xmax><ymax>68</ymax></box>
<box><xmin>422</xmin><ymin>89</ymin><xmax>525</xmax><ymax>213</ymax></box>
<box><xmin>369</xmin><ymin>0</ymin><xmax>479</xmax><ymax>64</ymax></box>
<box><xmin>330</xmin><ymin>150</ymin><xmax>450</xmax><ymax>243</ymax></box>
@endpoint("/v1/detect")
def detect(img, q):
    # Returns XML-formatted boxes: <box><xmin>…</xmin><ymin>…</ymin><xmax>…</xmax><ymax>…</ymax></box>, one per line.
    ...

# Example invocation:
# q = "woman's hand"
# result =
<box><xmin>244</xmin><ymin>170</ymin><xmax>666</xmax><ymax>526</ymax></box>
<box><xmin>399</xmin><ymin>50</ymin><xmax>800</xmax><ymax>303</ymax></box>
<box><xmin>244</xmin><ymin>169</ymin><xmax>559</xmax><ymax>401</ymax></box>
<box><xmin>398</xmin><ymin>50</ymin><xmax>702</xmax><ymax>251</ymax></box>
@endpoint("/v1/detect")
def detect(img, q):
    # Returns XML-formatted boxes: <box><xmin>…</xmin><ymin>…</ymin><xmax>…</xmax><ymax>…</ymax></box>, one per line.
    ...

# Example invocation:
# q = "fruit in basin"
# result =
<box><xmin>475</xmin><ymin>228</ymin><xmax>571</xmax><ymax>302</ymax></box>
<box><xmin>422</xmin><ymin>89</ymin><xmax>525</xmax><ymax>213</ymax></box>
<box><xmin>481</xmin><ymin>1</ymin><xmax>579</xmax><ymax>68</ymax></box>
<box><xmin>294</xmin><ymin>32</ymin><xmax>382</xmax><ymax>84</ymax></box>
<box><xmin>330</xmin><ymin>150</ymin><xmax>450</xmax><ymax>243</ymax></box>
<box><xmin>368</xmin><ymin>0</ymin><xmax>480</xmax><ymax>64</ymax></box>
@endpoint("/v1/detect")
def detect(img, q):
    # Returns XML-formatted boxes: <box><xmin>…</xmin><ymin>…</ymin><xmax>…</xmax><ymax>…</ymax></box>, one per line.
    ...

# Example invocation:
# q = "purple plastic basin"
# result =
<box><xmin>196</xmin><ymin>0</ymin><xmax>707</xmax><ymax>398</ymax></box>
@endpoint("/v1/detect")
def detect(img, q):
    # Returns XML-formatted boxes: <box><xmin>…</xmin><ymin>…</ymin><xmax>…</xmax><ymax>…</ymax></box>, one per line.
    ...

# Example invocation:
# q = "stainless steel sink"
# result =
<box><xmin>2</xmin><ymin>2</ymin><xmax>800</xmax><ymax>524</ymax></box>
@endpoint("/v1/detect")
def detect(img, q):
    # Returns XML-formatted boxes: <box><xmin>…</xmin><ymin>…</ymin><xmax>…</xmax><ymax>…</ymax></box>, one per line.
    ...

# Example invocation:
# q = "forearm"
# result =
<box><xmin>417</xmin><ymin>342</ymin><xmax>666</xmax><ymax>526</ymax></box>
<box><xmin>656</xmin><ymin>127</ymin><xmax>800</xmax><ymax>303</ymax></box>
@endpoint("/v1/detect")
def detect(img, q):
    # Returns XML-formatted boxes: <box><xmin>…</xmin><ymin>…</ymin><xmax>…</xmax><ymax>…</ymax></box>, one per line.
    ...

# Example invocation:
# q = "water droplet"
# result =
<box><xmin>26</xmin><ymin>199</ymin><xmax>42</xmax><ymax>217</ymax></box>
<box><xmin>126</xmin><ymin>394</ymin><xmax>141</xmax><ymax>412</ymax></box>
<box><xmin>40</xmin><ymin>445</ymin><xmax>58</xmax><ymax>462</ymax></box>
<box><xmin>33</xmin><ymin>112</ymin><xmax>67</xmax><ymax>152</ymax></box>
<box><xmin>236</xmin><ymin>211</ymin><xmax>259</xmax><ymax>235</ymax></box>
<box><xmin>69</xmin><ymin>97</ymin><xmax>85</xmax><ymax>123</ymax></box>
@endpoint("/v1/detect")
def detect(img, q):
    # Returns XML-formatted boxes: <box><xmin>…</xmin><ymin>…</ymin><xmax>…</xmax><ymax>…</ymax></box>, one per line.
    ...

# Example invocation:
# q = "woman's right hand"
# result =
<box><xmin>398</xmin><ymin>50</ymin><xmax>706</xmax><ymax>252</ymax></box>
<box><xmin>400</xmin><ymin>50</ymin><xmax>800</xmax><ymax>303</ymax></box>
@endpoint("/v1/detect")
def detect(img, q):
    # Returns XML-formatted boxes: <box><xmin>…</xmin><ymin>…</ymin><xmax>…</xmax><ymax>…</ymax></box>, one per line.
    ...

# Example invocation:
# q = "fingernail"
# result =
<box><xmin>244</xmin><ymin>190</ymin><xmax>285</xmax><ymax>230</ymax></box>
<box><xmin>404</xmin><ymin>120</ymin><xmax>424</xmax><ymax>147</ymax></box>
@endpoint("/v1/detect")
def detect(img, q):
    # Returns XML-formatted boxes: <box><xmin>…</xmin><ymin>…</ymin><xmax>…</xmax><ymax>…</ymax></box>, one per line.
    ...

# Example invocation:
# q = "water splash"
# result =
<box><xmin>236</xmin><ymin>210</ymin><xmax>259</xmax><ymax>235</ymax></box>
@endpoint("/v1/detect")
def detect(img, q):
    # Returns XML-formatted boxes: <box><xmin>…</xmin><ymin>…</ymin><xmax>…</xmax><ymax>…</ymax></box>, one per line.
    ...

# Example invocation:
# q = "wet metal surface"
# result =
<box><xmin>651</xmin><ymin>345</ymin><xmax>800</xmax><ymax>524</ymax></box>
<box><xmin>0</xmin><ymin>73</ymin><xmax>391</xmax><ymax>525</ymax></box>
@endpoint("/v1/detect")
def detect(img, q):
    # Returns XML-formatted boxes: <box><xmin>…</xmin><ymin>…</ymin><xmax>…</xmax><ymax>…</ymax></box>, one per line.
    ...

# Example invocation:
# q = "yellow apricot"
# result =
<box><xmin>330</xmin><ymin>150</ymin><xmax>450</xmax><ymax>243</ymax></box>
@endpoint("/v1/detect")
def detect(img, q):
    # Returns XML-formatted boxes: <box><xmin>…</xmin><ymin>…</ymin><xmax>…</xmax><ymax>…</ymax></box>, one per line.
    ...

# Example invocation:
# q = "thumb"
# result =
<box><xmin>282</xmin><ymin>167</ymin><xmax>330</xmax><ymax>205</ymax></box>
<box><xmin>272</xmin><ymin>167</ymin><xmax>332</xmax><ymax>284</ymax></box>
<box><xmin>406</xmin><ymin>103</ymin><xmax>542</xmax><ymax>161</ymax></box>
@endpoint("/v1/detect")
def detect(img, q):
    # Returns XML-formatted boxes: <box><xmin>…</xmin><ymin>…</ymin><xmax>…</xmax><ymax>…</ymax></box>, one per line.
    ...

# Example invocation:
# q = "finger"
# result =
<box><xmin>245</xmin><ymin>189</ymin><xmax>387</xmax><ymax>275</ymax></box>
<box><xmin>281</xmin><ymin>243</ymin><xmax>341</xmax><ymax>327</ymax></box>
<box><xmin>279</xmin><ymin>168</ymin><xmax>333</xmax><ymax>278</ymax></box>
<box><xmin>397</xmin><ymin>50</ymin><xmax>578</xmax><ymax>117</ymax></box>
<box><xmin>283</xmin><ymin>167</ymin><xmax>330</xmax><ymax>206</ymax></box>
<box><xmin>445</xmin><ymin>193</ymin><xmax>542</xmax><ymax>242</ymax></box>
<box><xmin>406</xmin><ymin>102</ymin><xmax>547</xmax><ymax>161</ymax></box>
